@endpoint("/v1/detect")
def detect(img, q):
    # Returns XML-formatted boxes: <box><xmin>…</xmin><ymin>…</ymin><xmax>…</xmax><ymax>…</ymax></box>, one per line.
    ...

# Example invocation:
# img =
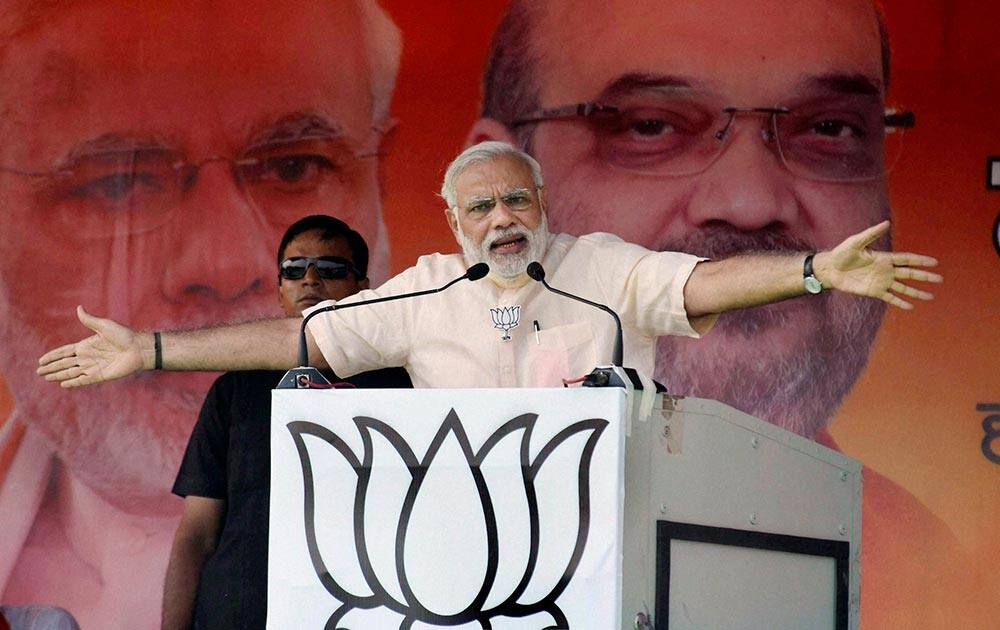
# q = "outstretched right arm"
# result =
<box><xmin>37</xmin><ymin>306</ymin><xmax>324</xmax><ymax>387</ymax></box>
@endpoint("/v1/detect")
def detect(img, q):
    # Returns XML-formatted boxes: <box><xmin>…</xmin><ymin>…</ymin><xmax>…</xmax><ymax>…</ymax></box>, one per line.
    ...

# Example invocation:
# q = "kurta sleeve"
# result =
<box><xmin>585</xmin><ymin>233</ymin><xmax>717</xmax><ymax>338</ymax></box>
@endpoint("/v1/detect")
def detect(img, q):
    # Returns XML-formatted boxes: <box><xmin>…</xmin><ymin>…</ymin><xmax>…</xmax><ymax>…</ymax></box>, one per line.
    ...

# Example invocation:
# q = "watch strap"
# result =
<box><xmin>803</xmin><ymin>253</ymin><xmax>823</xmax><ymax>294</ymax></box>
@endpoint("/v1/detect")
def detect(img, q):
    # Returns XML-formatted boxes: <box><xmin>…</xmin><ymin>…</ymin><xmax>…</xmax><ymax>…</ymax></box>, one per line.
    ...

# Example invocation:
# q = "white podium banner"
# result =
<box><xmin>268</xmin><ymin>388</ymin><xmax>626</xmax><ymax>629</ymax></box>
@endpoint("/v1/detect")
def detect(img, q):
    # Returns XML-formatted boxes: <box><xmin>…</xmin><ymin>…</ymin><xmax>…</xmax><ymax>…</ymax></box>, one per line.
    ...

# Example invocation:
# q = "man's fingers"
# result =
<box><xmin>38</xmin><ymin>344</ymin><xmax>76</xmax><ymax>367</ymax></box>
<box><xmin>890</xmin><ymin>252</ymin><xmax>938</xmax><ymax>268</ymax></box>
<box><xmin>77</xmin><ymin>305</ymin><xmax>106</xmax><ymax>334</ymax></box>
<box><xmin>882</xmin><ymin>292</ymin><xmax>914</xmax><ymax>310</ymax></box>
<box><xmin>45</xmin><ymin>365</ymin><xmax>86</xmax><ymax>382</ymax></box>
<box><xmin>891</xmin><ymin>281</ymin><xmax>933</xmax><ymax>301</ymax></box>
<box><xmin>38</xmin><ymin>355</ymin><xmax>84</xmax><ymax>376</ymax></box>
<box><xmin>895</xmin><ymin>267</ymin><xmax>943</xmax><ymax>283</ymax></box>
<box><xmin>61</xmin><ymin>373</ymin><xmax>96</xmax><ymax>388</ymax></box>
<box><xmin>45</xmin><ymin>366</ymin><xmax>87</xmax><ymax>382</ymax></box>
<box><xmin>883</xmin><ymin>275</ymin><xmax>936</xmax><ymax>308</ymax></box>
<box><xmin>849</xmin><ymin>220</ymin><xmax>891</xmax><ymax>249</ymax></box>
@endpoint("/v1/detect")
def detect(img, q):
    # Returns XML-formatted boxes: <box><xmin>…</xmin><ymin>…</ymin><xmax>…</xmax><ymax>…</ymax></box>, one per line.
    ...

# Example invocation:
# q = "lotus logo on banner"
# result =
<box><xmin>490</xmin><ymin>305</ymin><xmax>521</xmax><ymax>341</ymax></box>
<box><xmin>287</xmin><ymin>410</ymin><xmax>607</xmax><ymax>629</ymax></box>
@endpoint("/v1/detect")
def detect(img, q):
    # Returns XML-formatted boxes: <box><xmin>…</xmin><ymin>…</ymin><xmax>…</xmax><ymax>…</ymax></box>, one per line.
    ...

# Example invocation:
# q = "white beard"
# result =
<box><xmin>457</xmin><ymin>213</ymin><xmax>550</xmax><ymax>279</ymax></box>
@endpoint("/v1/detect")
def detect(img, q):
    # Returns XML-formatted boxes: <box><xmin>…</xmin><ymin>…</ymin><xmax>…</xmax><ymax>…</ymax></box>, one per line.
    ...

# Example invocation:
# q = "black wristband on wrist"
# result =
<box><xmin>154</xmin><ymin>331</ymin><xmax>163</xmax><ymax>370</ymax></box>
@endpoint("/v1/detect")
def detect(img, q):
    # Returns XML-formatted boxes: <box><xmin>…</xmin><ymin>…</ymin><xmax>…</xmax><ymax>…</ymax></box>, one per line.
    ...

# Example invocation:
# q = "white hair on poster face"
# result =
<box><xmin>356</xmin><ymin>0</ymin><xmax>402</xmax><ymax>124</ymax></box>
<box><xmin>353</xmin><ymin>0</ymin><xmax>402</xmax><ymax>284</ymax></box>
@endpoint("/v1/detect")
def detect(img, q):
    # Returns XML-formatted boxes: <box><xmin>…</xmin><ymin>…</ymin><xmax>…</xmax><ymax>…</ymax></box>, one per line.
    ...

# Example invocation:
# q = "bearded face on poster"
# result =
<box><xmin>469</xmin><ymin>0</ymin><xmax>896</xmax><ymax>439</ymax></box>
<box><xmin>465</xmin><ymin>1</ymin><xmax>996</xmax><ymax>628</ymax></box>
<box><xmin>0</xmin><ymin>0</ymin><xmax>399</xmax><ymax>624</ymax></box>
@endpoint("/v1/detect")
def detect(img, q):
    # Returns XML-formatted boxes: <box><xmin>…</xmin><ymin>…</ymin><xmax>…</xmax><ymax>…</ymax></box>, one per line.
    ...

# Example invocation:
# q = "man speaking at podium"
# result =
<box><xmin>38</xmin><ymin>141</ymin><xmax>940</xmax><ymax>394</ymax></box>
<box><xmin>35</xmin><ymin>142</ymin><xmax>945</xmax><ymax>627</ymax></box>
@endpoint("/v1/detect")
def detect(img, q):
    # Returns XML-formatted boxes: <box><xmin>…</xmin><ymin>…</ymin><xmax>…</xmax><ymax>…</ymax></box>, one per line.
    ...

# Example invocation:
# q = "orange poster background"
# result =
<box><xmin>375</xmin><ymin>0</ymin><xmax>1000</xmax><ymax>598</ymax></box>
<box><xmin>0</xmin><ymin>0</ymin><xmax>996</xmax><ymax>624</ymax></box>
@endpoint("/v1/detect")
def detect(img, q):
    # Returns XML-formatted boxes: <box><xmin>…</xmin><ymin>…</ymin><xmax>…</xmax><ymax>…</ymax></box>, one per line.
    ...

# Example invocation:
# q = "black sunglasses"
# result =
<box><xmin>279</xmin><ymin>256</ymin><xmax>360</xmax><ymax>280</ymax></box>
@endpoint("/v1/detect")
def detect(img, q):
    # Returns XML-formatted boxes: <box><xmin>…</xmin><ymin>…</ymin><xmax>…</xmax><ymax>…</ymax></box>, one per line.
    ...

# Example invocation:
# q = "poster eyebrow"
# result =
<box><xmin>596</xmin><ymin>73</ymin><xmax>699</xmax><ymax>101</ymax></box>
<box><xmin>63</xmin><ymin>133</ymin><xmax>175</xmax><ymax>164</ymax></box>
<box><xmin>797</xmin><ymin>73</ymin><xmax>882</xmax><ymax>97</ymax></box>
<box><xmin>245</xmin><ymin>111</ymin><xmax>346</xmax><ymax>148</ymax></box>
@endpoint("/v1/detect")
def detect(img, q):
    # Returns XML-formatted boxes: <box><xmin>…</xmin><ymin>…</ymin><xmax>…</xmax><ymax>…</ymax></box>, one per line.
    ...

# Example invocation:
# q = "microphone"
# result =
<box><xmin>294</xmin><ymin>262</ymin><xmax>490</xmax><ymax>371</ymax></box>
<box><xmin>526</xmin><ymin>261</ymin><xmax>624</xmax><ymax>367</ymax></box>
<box><xmin>465</xmin><ymin>262</ymin><xmax>490</xmax><ymax>281</ymax></box>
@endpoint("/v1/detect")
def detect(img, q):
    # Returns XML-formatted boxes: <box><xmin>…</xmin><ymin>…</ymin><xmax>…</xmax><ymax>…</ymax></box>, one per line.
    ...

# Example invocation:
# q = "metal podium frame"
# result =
<box><xmin>621</xmin><ymin>396</ymin><xmax>862</xmax><ymax>630</ymax></box>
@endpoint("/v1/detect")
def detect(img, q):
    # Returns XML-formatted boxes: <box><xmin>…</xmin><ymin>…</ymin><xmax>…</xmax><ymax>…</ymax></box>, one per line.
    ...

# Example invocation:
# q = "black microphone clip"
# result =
<box><xmin>581</xmin><ymin>366</ymin><xmax>663</xmax><ymax>392</ymax></box>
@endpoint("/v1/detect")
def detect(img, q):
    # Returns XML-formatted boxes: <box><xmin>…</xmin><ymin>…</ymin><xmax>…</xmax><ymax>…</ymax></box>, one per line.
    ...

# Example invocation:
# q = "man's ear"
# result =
<box><xmin>359</xmin><ymin>276</ymin><xmax>371</xmax><ymax>290</ymax></box>
<box><xmin>445</xmin><ymin>207</ymin><xmax>459</xmax><ymax>237</ymax></box>
<box><xmin>465</xmin><ymin>117</ymin><xmax>519</xmax><ymax>147</ymax></box>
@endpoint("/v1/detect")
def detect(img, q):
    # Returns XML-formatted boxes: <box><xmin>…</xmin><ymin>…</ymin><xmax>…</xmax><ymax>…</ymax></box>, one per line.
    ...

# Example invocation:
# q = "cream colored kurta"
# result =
<box><xmin>306</xmin><ymin>232</ymin><xmax>707</xmax><ymax>388</ymax></box>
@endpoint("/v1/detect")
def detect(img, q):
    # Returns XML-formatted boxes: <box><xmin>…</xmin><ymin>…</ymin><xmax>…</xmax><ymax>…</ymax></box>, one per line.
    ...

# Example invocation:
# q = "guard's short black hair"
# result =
<box><xmin>276</xmin><ymin>215</ymin><xmax>369</xmax><ymax>279</ymax></box>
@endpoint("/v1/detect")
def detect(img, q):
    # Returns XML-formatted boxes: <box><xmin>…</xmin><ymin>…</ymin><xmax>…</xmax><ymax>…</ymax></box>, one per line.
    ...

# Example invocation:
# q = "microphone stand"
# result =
<box><xmin>276</xmin><ymin>263</ymin><xmax>490</xmax><ymax>389</ymax></box>
<box><xmin>526</xmin><ymin>262</ymin><xmax>663</xmax><ymax>393</ymax></box>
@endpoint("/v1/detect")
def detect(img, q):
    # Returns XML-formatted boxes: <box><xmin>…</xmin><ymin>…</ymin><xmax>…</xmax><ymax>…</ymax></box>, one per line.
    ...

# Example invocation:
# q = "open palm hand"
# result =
<box><xmin>37</xmin><ymin>306</ymin><xmax>146</xmax><ymax>387</ymax></box>
<box><xmin>823</xmin><ymin>221</ymin><xmax>942</xmax><ymax>310</ymax></box>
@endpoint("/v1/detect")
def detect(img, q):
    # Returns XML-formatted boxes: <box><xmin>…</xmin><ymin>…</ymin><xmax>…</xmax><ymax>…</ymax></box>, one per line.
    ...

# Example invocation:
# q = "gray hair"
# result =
<box><xmin>440</xmin><ymin>140</ymin><xmax>545</xmax><ymax>209</ymax></box>
<box><xmin>357</xmin><ymin>0</ymin><xmax>402</xmax><ymax>124</ymax></box>
<box><xmin>478</xmin><ymin>0</ymin><xmax>542</xmax><ymax>149</ymax></box>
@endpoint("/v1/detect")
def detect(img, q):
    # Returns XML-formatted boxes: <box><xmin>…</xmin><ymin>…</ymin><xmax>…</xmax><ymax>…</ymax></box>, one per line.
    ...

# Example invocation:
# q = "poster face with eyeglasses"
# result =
<box><xmin>0</xmin><ymin>1</ymin><xmax>996</xmax><ymax>629</ymax></box>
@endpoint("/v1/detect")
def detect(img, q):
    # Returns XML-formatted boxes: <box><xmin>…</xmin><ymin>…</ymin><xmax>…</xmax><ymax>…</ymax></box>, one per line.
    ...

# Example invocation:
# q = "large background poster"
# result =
<box><xmin>0</xmin><ymin>1</ymin><xmax>996</xmax><ymax>628</ymax></box>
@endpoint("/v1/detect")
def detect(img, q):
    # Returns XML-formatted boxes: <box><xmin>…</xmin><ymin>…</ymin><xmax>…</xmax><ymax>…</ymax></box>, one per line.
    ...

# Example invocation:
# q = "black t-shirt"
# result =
<box><xmin>172</xmin><ymin>368</ymin><xmax>412</xmax><ymax>630</ymax></box>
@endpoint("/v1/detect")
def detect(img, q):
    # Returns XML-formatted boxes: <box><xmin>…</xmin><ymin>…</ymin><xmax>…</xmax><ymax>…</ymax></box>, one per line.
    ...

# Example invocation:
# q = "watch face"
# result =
<box><xmin>804</xmin><ymin>275</ymin><xmax>823</xmax><ymax>294</ymax></box>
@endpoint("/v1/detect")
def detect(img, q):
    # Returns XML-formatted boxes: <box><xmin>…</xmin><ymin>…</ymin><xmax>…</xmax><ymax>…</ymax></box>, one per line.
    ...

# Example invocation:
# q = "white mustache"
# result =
<box><xmin>486</xmin><ymin>226</ymin><xmax>532</xmax><ymax>249</ymax></box>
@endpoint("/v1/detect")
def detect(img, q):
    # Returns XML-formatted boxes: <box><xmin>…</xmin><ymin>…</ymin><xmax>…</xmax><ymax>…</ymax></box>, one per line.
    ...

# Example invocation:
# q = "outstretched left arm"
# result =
<box><xmin>683</xmin><ymin>221</ymin><xmax>942</xmax><ymax>319</ymax></box>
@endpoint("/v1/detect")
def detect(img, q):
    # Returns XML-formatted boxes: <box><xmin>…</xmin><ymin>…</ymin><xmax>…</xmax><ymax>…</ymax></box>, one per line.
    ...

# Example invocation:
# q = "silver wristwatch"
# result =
<box><xmin>803</xmin><ymin>253</ymin><xmax>823</xmax><ymax>294</ymax></box>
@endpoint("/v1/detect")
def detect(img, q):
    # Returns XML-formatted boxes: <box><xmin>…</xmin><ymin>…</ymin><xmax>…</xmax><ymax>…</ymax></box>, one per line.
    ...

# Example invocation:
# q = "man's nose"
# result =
<box><xmin>162</xmin><ymin>163</ymin><xmax>273</xmax><ymax>303</ymax></box>
<box><xmin>489</xmin><ymin>201</ymin><xmax>518</xmax><ymax>230</ymax></box>
<box><xmin>299</xmin><ymin>265</ymin><xmax>322</xmax><ymax>287</ymax></box>
<box><xmin>683</xmin><ymin>126</ymin><xmax>799</xmax><ymax>231</ymax></box>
